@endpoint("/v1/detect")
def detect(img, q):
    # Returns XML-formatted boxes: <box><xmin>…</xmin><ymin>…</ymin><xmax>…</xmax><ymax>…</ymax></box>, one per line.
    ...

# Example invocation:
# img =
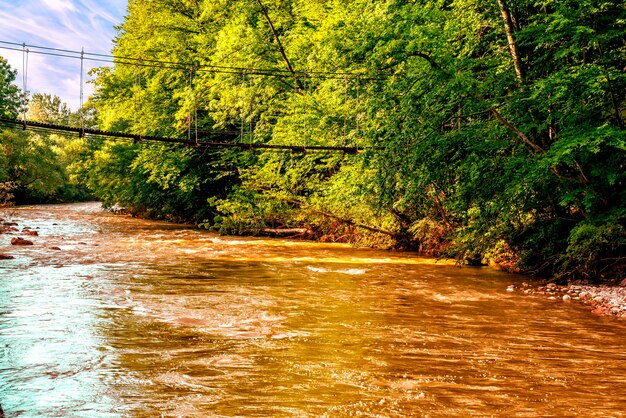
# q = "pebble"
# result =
<box><xmin>562</xmin><ymin>294</ymin><xmax>572</xmax><ymax>302</ymax></box>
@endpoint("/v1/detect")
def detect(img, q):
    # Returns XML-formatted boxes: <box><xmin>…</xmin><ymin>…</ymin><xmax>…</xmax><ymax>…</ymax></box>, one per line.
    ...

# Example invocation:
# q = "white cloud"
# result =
<box><xmin>43</xmin><ymin>0</ymin><xmax>77</xmax><ymax>12</ymax></box>
<box><xmin>0</xmin><ymin>0</ymin><xmax>126</xmax><ymax>110</ymax></box>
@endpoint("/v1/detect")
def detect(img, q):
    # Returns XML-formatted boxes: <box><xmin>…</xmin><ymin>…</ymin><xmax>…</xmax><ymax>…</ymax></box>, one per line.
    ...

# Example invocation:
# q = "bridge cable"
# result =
<box><xmin>187</xmin><ymin>66</ymin><xmax>192</xmax><ymax>144</ymax></box>
<box><xmin>194</xmin><ymin>67</ymin><xmax>198</xmax><ymax>146</ymax></box>
<box><xmin>302</xmin><ymin>74</ymin><xmax>307</xmax><ymax>148</ymax></box>
<box><xmin>248</xmin><ymin>70</ymin><xmax>253</xmax><ymax>147</ymax></box>
<box><xmin>356</xmin><ymin>75</ymin><xmax>360</xmax><ymax>152</ymax></box>
<box><xmin>133</xmin><ymin>60</ymin><xmax>140</xmax><ymax>134</ymax></box>
<box><xmin>21</xmin><ymin>43</ymin><xmax>29</xmax><ymax>125</ymax></box>
<box><xmin>1</xmin><ymin>40</ymin><xmax>387</xmax><ymax>81</ymax></box>
<box><xmin>239</xmin><ymin>70</ymin><xmax>246</xmax><ymax>144</ymax></box>
<box><xmin>79</xmin><ymin>47</ymin><xmax>84</xmax><ymax>138</ymax></box>
<box><xmin>343</xmin><ymin>75</ymin><xmax>348</xmax><ymax>146</ymax></box>
<box><xmin>185</xmin><ymin>65</ymin><xmax>199</xmax><ymax>146</ymax></box>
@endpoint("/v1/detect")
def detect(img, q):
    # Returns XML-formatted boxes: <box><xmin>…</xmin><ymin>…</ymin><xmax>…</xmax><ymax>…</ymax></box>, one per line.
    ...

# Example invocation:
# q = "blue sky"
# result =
<box><xmin>0</xmin><ymin>0</ymin><xmax>126</xmax><ymax>110</ymax></box>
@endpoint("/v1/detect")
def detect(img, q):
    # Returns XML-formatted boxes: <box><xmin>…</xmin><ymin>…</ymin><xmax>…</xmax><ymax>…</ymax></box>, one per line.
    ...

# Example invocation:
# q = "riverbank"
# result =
<box><xmin>506</xmin><ymin>281</ymin><xmax>626</xmax><ymax>320</ymax></box>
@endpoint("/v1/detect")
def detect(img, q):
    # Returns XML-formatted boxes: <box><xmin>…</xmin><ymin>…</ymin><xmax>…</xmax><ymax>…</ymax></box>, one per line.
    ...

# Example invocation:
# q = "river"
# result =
<box><xmin>1</xmin><ymin>202</ymin><xmax>625</xmax><ymax>417</ymax></box>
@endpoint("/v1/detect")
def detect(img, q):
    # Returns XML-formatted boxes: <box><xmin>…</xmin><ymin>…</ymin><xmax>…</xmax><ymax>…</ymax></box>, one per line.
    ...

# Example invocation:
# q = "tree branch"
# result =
<box><xmin>490</xmin><ymin>108</ymin><xmax>544</xmax><ymax>154</ymax></box>
<box><xmin>255</xmin><ymin>0</ymin><xmax>304</xmax><ymax>91</ymax></box>
<box><xmin>253</xmin><ymin>186</ymin><xmax>399</xmax><ymax>237</ymax></box>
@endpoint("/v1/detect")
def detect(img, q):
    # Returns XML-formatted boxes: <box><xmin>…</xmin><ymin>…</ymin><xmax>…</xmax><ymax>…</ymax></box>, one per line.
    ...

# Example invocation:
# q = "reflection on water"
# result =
<box><xmin>1</xmin><ymin>203</ymin><xmax>626</xmax><ymax>416</ymax></box>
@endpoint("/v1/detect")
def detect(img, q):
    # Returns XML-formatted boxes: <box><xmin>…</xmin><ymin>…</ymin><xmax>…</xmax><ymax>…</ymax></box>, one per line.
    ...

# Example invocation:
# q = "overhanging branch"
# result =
<box><xmin>255</xmin><ymin>0</ymin><xmax>304</xmax><ymax>91</ymax></box>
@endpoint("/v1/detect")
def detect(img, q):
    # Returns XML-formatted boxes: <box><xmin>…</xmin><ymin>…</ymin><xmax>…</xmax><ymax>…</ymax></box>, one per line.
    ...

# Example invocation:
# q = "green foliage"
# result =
<box><xmin>0</xmin><ymin>56</ymin><xmax>22</xmax><ymax>118</ymax></box>
<box><xmin>0</xmin><ymin>129</ymin><xmax>66</xmax><ymax>202</ymax></box>
<box><xmin>560</xmin><ymin>223</ymin><xmax>626</xmax><ymax>281</ymax></box>
<box><xmin>69</xmin><ymin>0</ymin><xmax>626</xmax><ymax>281</ymax></box>
<box><xmin>0</xmin><ymin>57</ymin><xmax>92</xmax><ymax>203</ymax></box>
<box><xmin>206</xmin><ymin>186</ymin><xmax>296</xmax><ymax>235</ymax></box>
<box><xmin>27</xmin><ymin>93</ymin><xmax>71</xmax><ymax>124</ymax></box>
<box><xmin>357</xmin><ymin>0</ymin><xmax>626</xmax><ymax>279</ymax></box>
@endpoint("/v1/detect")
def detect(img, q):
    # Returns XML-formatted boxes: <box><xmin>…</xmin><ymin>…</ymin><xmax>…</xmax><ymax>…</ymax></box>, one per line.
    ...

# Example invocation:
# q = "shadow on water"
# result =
<box><xmin>1</xmin><ymin>203</ymin><xmax>626</xmax><ymax>416</ymax></box>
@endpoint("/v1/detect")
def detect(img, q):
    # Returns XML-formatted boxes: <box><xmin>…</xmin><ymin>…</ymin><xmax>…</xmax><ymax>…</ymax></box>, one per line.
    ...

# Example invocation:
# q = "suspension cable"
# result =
<box><xmin>22</xmin><ymin>43</ymin><xmax>29</xmax><ymax>123</ymax></box>
<box><xmin>239</xmin><ymin>70</ymin><xmax>246</xmax><ymax>143</ymax></box>
<box><xmin>343</xmin><ymin>75</ymin><xmax>348</xmax><ymax>145</ymax></box>
<box><xmin>248</xmin><ymin>70</ymin><xmax>253</xmax><ymax>146</ymax></box>
<box><xmin>0</xmin><ymin>40</ymin><xmax>382</xmax><ymax>81</ymax></box>
<box><xmin>79</xmin><ymin>47</ymin><xmax>84</xmax><ymax>137</ymax></box>
<box><xmin>133</xmin><ymin>61</ymin><xmax>139</xmax><ymax>130</ymax></box>
<box><xmin>188</xmin><ymin>65</ymin><xmax>192</xmax><ymax>143</ymax></box>
<box><xmin>194</xmin><ymin>66</ymin><xmax>198</xmax><ymax>145</ymax></box>
<box><xmin>302</xmin><ymin>74</ymin><xmax>307</xmax><ymax>147</ymax></box>
<box><xmin>356</xmin><ymin>75</ymin><xmax>360</xmax><ymax>144</ymax></box>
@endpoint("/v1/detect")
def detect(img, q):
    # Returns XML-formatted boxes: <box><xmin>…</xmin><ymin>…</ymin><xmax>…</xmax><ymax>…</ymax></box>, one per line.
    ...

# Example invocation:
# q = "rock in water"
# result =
<box><xmin>0</xmin><ymin>254</ymin><xmax>15</xmax><ymax>260</ymax></box>
<box><xmin>10</xmin><ymin>237</ymin><xmax>33</xmax><ymax>246</ymax></box>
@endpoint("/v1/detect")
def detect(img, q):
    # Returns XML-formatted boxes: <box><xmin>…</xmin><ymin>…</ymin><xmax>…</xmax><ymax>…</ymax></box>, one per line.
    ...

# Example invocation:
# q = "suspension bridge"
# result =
<box><xmin>0</xmin><ymin>117</ymin><xmax>358</xmax><ymax>153</ymax></box>
<box><xmin>0</xmin><ymin>40</ymin><xmax>374</xmax><ymax>154</ymax></box>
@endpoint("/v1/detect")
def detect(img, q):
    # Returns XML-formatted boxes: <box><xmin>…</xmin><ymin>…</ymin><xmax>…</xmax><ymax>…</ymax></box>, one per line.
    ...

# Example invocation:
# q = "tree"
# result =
<box><xmin>1</xmin><ymin>58</ymin><xmax>90</xmax><ymax>203</ymax></box>
<box><xmin>0</xmin><ymin>56</ymin><xmax>22</xmax><ymax>118</ymax></box>
<box><xmin>27</xmin><ymin>93</ymin><xmax>71</xmax><ymax>124</ymax></box>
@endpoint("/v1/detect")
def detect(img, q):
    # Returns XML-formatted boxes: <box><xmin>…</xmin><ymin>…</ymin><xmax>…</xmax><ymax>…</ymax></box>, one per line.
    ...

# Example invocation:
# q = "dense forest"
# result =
<box><xmin>0</xmin><ymin>0</ymin><xmax>624</xmax><ymax>282</ymax></box>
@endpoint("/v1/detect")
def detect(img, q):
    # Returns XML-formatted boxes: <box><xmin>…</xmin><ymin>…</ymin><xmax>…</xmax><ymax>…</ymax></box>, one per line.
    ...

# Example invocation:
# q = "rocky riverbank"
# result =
<box><xmin>507</xmin><ymin>281</ymin><xmax>626</xmax><ymax>320</ymax></box>
<box><xmin>0</xmin><ymin>217</ymin><xmax>62</xmax><ymax>257</ymax></box>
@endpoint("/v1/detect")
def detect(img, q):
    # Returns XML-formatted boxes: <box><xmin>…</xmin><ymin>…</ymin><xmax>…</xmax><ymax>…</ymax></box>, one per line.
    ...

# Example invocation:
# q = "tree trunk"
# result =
<box><xmin>496</xmin><ymin>0</ymin><xmax>524</xmax><ymax>84</ymax></box>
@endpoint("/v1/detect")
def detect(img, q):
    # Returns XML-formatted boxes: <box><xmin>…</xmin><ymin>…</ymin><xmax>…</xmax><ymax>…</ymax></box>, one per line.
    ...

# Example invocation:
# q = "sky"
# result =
<box><xmin>0</xmin><ymin>0</ymin><xmax>127</xmax><ymax>110</ymax></box>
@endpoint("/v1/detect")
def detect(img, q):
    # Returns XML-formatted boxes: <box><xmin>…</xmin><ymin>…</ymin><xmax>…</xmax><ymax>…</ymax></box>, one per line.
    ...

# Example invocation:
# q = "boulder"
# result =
<box><xmin>11</xmin><ymin>237</ymin><xmax>33</xmax><ymax>246</ymax></box>
<box><xmin>0</xmin><ymin>254</ymin><xmax>15</xmax><ymax>260</ymax></box>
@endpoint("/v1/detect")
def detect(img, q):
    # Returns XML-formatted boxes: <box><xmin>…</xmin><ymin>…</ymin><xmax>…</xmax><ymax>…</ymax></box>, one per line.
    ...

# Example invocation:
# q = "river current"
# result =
<box><xmin>1</xmin><ymin>202</ymin><xmax>625</xmax><ymax>417</ymax></box>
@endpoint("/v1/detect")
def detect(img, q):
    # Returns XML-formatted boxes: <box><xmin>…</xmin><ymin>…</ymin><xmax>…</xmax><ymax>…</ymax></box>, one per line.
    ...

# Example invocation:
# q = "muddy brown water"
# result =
<box><xmin>1</xmin><ymin>202</ymin><xmax>626</xmax><ymax>417</ymax></box>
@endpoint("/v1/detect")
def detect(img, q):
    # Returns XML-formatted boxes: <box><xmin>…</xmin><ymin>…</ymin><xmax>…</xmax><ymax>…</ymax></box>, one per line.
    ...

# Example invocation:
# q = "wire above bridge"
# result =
<box><xmin>0</xmin><ymin>40</ymin><xmax>383</xmax><ymax>81</ymax></box>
